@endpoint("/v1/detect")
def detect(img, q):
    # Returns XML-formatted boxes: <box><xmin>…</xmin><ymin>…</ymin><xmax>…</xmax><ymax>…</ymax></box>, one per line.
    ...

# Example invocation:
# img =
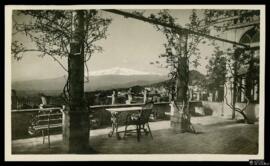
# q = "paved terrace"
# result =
<box><xmin>12</xmin><ymin>116</ymin><xmax>258</xmax><ymax>154</ymax></box>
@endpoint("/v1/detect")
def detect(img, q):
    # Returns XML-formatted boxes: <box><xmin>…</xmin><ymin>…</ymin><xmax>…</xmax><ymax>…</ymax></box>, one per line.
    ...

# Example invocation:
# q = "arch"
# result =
<box><xmin>239</xmin><ymin>26</ymin><xmax>259</xmax><ymax>44</ymax></box>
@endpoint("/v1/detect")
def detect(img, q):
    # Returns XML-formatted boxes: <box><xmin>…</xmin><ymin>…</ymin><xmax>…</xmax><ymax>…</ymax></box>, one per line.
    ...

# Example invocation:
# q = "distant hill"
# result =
<box><xmin>189</xmin><ymin>70</ymin><xmax>206</xmax><ymax>86</ymax></box>
<box><xmin>149</xmin><ymin>70</ymin><xmax>206</xmax><ymax>87</ymax></box>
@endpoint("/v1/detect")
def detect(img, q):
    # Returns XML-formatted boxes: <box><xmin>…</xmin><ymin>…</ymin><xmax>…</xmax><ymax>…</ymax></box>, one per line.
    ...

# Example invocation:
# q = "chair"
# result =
<box><xmin>123</xmin><ymin>101</ymin><xmax>154</xmax><ymax>142</ymax></box>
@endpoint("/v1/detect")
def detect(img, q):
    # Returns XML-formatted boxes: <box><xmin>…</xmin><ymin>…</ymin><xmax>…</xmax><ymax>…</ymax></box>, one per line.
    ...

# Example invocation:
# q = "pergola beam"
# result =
<box><xmin>103</xmin><ymin>9</ymin><xmax>250</xmax><ymax>48</ymax></box>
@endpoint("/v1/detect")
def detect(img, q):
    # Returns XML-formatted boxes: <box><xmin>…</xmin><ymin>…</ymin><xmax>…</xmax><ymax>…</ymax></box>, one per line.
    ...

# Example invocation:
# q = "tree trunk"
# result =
<box><xmin>63</xmin><ymin>10</ymin><xmax>90</xmax><ymax>153</ymax></box>
<box><xmin>176</xmin><ymin>57</ymin><xmax>189</xmax><ymax>104</ymax></box>
<box><xmin>232</xmin><ymin>76</ymin><xmax>236</xmax><ymax>120</ymax></box>
<box><xmin>177</xmin><ymin>32</ymin><xmax>189</xmax><ymax>103</ymax></box>
<box><xmin>173</xmin><ymin>33</ymin><xmax>194</xmax><ymax>133</ymax></box>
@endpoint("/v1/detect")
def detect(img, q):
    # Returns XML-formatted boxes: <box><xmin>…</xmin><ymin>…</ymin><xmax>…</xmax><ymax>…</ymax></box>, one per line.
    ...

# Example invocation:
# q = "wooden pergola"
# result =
<box><xmin>64</xmin><ymin>9</ymin><xmax>250</xmax><ymax>153</ymax></box>
<box><xmin>103</xmin><ymin>9</ymin><xmax>250</xmax><ymax>48</ymax></box>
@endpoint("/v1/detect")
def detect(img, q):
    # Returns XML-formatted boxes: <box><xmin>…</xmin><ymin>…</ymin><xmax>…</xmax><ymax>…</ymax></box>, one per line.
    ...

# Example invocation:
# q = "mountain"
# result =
<box><xmin>12</xmin><ymin>68</ymin><xmax>205</xmax><ymax>96</ymax></box>
<box><xmin>88</xmin><ymin>67</ymin><xmax>163</xmax><ymax>76</ymax></box>
<box><xmin>85</xmin><ymin>74</ymin><xmax>168</xmax><ymax>91</ymax></box>
<box><xmin>12</xmin><ymin>68</ymin><xmax>169</xmax><ymax>95</ymax></box>
<box><xmin>189</xmin><ymin>70</ymin><xmax>206</xmax><ymax>86</ymax></box>
<box><xmin>148</xmin><ymin>70</ymin><xmax>206</xmax><ymax>88</ymax></box>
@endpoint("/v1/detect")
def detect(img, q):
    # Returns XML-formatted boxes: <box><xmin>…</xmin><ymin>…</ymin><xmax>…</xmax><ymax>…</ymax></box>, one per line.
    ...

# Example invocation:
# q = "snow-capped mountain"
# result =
<box><xmin>87</xmin><ymin>67</ymin><xmax>163</xmax><ymax>76</ymax></box>
<box><xmin>13</xmin><ymin>67</ymin><xmax>169</xmax><ymax>93</ymax></box>
<box><xmin>12</xmin><ymin>69</ymin><xmax>205</xmax><ymax>95</ymax></box>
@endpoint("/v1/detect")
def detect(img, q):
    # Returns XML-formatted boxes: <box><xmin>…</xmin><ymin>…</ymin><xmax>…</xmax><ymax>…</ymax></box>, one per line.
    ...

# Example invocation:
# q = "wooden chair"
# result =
<box><xmin>123</xmin><ymin>101</ymin><xmax>154</xmax><ymax>142</ymax></box>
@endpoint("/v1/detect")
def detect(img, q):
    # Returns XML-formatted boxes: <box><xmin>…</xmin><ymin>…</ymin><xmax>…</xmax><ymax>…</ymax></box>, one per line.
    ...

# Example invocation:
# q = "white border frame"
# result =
<box><xmin>5</xmin><ymin>5</ymin><xmax>266</xmax><ymax>161</ymax></box>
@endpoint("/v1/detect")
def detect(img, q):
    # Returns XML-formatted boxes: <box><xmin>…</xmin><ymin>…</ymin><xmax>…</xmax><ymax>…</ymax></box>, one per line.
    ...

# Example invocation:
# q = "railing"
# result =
<box><xmin>12</xmin><ymin>107</ymin><xmax>64</xmax><ymax>113</ymax></box>
<box><xmin>11</xmin><ymin>102</ymin><xmax>171</xmax><ymax>140</ymax></box>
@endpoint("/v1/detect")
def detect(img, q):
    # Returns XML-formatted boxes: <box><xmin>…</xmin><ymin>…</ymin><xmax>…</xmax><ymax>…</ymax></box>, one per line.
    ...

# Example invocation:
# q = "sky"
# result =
<box><xmin>11</xmin><ymin>9</ymin><xmax>214</xmax><ymax>82</ymax></box>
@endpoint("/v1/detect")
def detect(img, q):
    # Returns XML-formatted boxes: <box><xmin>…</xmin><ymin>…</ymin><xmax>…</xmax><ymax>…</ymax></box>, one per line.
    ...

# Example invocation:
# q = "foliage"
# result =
<box><xmin>12</xmin><ymin>10</ymin><xmax>112</xmax><ymax>106</ymax></box>
<box><xmin>204</xmin><ymin>10</ymin><xmax>260</xmax><ymax>122</ymax></box>
<box><xmin>147</xmin><ymin>10</ymin><xmax>212</xmax><ymax>102</ymax></box>
<box><xmin>204</xmin><ymin>10</ymin><xmax>260</xmax><ymax>32</ymax></box>
<box><xmin>206</xmin><ymin>47</ymin><xmax>226</xmax><ymax>91</ymax></box>
<box><xmin>12</xmin><ymin>10</ymin><xmax>111</xmax><ymax>73</ymax></box>
<box><xmin>204</xmin><ymin>9</ymin><xmax>260</xmax><ymax>92</ymax></box>
<box><xmin>149</xmin><ymin>10</ymin><xmax>210</xmax><ymax>74</ymax></box>
<box><xmin>189</xmin><ymin>70</ymin><xmax>207</xmax><ymax>88</ymax></box>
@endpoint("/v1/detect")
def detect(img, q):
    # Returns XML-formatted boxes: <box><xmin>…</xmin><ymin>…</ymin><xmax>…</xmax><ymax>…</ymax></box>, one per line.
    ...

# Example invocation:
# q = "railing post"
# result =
<box><xmin>112</xmin><ymin>91</ymin><xmax>116</xmax><ymax>105</ymax></box>
<box><xmin>143</xmin><ymin>89</ymin><xmax>147</xmax><ymax>104</ymax></box>
<box><xmin>48</xmin><ymin>109</ymin><xmax>51</xmax><ymax>148</ymax></box>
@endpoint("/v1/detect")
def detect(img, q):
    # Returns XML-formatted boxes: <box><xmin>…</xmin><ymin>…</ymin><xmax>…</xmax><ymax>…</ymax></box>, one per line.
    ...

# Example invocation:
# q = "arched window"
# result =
<box><xmin>237</xmin><ymin>27</ymin><xmax>260</xmax><ymax>103</ymax></box>
<box><xmin>239</xmin><ymin>27</ymin><xmax>260</xmax><ymax>44</ymax></box>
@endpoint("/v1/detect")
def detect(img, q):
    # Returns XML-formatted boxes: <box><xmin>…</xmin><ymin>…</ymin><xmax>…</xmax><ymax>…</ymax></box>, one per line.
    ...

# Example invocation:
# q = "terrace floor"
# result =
<box><xmin>12</xmin><ymin>116</ymin><xmax>258</xmax><ymax>154</ymax></box>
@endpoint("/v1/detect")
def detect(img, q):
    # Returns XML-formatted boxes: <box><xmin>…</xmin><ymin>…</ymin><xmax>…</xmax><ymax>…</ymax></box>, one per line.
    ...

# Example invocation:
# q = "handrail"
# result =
<box><xmin>90</xmin><ymin>102</ymin><xmax>169</xmax><ymax>109</ymax></box>
<box><xmin>12</xmin><ymin>102</ymin><xmax>170</xmax><ymax>112</ymax></box>
<box><xmin>12</xmin><ymin>107</ymin><xmax>63</xmax><ymax>113</ymax></box>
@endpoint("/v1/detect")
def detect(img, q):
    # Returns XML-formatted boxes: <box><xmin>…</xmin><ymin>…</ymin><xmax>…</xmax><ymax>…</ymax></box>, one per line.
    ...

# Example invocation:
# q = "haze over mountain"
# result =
<box><xmin>12</xmin><ymin>67</ymin><xmax>169</xmax><ymax>94</ymax></box>
<box><xmin>87</xmin><ymin>67</ymin><xmax>164</xmax><ymax>76</ymax></box>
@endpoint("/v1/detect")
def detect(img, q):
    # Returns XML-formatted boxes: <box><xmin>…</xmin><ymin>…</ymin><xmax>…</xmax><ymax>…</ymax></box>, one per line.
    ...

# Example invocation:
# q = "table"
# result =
<box><xmin>106</xmin><ymin>106</ymin><xmax>143</xmax><ymax>139</ymax></box>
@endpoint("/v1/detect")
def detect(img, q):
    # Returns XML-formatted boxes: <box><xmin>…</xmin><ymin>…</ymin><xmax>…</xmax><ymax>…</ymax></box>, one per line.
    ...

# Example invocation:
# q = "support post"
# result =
<box><xmin>143</xmin><ymin>89</ymin><xmax>148</xmax><ymax>103</ymax></box>
<box><xmin>176</xmin><ymin>32</ymin><xmax>189</xmax><ymax>105</ymax></box>
<box><xmin>112</xmin><ymin>91</ymin><xmax>116</xmax><ymax>105</ymax></box>
<box><xmin>171</xmin><ymin>32</ymin><xmax>190</xmax><ymax>133</ymax></box>
<box><xmin>62</xmin><ymin>10</ymin><xmax>89</xmax><ymax>153</ymax></box>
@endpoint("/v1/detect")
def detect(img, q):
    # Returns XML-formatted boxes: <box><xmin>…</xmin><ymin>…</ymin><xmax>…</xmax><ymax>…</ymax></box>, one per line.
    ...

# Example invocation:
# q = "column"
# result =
<box><xmin>143</xmin><ymin>89</ymin><xmax>148</xmax><ymax>103</ymax></box>
<box><xmin>111</xmin><ymin>91</ymin><xmax>116</xmax><ymax>105</ymax></box>
<box><xmin>63</xmin><ymin>10</ymin><xmax>89</xmax><ymax>153</ymax></box>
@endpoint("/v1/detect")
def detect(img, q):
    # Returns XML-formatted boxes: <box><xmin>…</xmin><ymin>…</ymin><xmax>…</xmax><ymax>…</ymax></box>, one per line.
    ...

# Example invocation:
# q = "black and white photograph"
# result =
<box><xmin>4</xmin><ymin>5</ymin><xmax>266</xmax><ymax>161</ymax></box>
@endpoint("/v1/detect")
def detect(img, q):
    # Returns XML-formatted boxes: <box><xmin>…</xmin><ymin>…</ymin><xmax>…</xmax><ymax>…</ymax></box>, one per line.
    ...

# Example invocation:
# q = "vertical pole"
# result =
<box><xmin>241</xmin><ymin>77</ymin><xmax>246</xmax><ymax>102</ymax></box>
<box><xmin>48</xmin><ymin>110</ymin><xmax>51</xmax><ymax>148</ymax></box>
<box><xmin>176</xmin><ymin>32</ymin><xmax>189</xmax><ymax>104</ymax></box>
<box><xmin>231</xmin><ymin>46</ymin><xmax>241</xmax><ymax>120</ymax></box>
<box><xmin>112</xmin><ymin>91</ymin><xmax>116</xmax><ymax>105</ymax></box>
<box><xmin>174</xmin><ymin>31</ymin><xmax>189</xmax><ymax>133</ymax></box>
<box><xmin>143</xmin><ymin>89</ymin><xmax>147</xmax><ymax>103</ymax></box>
<box><xmin>63</xmin><ymin>10</ymin><xmax>89</xmax><ymax>153</ymax></box>
<box><xmin>231</xmin><ymin>61</ymin><xmax>237</xmax><ymax>119</ymax></box>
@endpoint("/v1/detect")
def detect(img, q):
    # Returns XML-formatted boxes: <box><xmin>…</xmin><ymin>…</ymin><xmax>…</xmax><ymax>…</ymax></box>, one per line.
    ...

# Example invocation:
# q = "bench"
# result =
<box><xmin>27</xmin><ymin>106</ymin><xmax>98</xmax><ymax>148</ymax></box>
<box><xmin>28</xmin><ymin>107</ymin><xmax>63</xmax><ymax>148</ymax></box>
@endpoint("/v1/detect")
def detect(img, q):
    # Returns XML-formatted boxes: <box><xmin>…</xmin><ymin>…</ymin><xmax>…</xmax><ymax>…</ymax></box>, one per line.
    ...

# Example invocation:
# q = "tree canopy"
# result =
<box><xmin>12</xmin><ymin>10</ymin><xmax>111</xmax><ymax>73</ymax></box>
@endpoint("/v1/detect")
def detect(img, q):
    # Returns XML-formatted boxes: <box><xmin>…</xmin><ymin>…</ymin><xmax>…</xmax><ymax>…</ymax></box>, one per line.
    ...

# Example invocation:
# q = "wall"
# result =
<box><xmin>235</xmin><ymin>102</ymin><xmax>259</xmax><ymax>122</ymax></box>
<box><xmin>202</xmin><ymin>101</ymin><xmax>224</xmax><ymax>117</ymax></box>
<box><xmin>11</xmin><ymin>101</ymin><xmax>259</xmax><ymax>140</ymax></box>
<box><xmin>202</xmin><ymin>101</ymin><xmax>259</xmax><ymax>122</ymax></box>
<box><xmin>11</xmin><ymin>102</ymin><xmax>170</xmax><ymax>140</ymax></box>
